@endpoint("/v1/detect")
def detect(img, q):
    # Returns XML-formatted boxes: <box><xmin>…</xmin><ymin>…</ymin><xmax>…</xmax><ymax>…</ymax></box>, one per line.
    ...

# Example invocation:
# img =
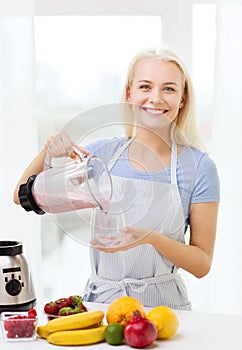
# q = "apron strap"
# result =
<box><xmin>109</xmin><ymin>138</ymin><xmax>178</xmax><ymax>185</ymax></box>
<box><xmin>108</xmin><ymin>138</ymin><xmax>132</xmax><ymax>172</ymax></box>
<box><xmin>170</xmin><ymin>143</ymin><xmax>178</xmax><ymax>185</ymax></box>
<box><xmin>86</xmin><ymin>270</ymin><xmax>178</xmax><ymax>303</ymax></box>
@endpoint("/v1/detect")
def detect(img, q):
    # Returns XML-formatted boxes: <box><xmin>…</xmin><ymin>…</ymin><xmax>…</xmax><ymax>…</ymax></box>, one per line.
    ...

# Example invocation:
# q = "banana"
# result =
<box><xmin>37</xmin><ymin>325</ymin><xmax>51</xmax><ymax>339</ymax></box>
<box><xmin>47</xmin><ymin>325</ymin><xmax>107</xmax><ymax>346</ymax></box>
<box><xmin>43</xmin><ymin>310</ymin><xmax>104</xmax><ymax>334</ymax></box>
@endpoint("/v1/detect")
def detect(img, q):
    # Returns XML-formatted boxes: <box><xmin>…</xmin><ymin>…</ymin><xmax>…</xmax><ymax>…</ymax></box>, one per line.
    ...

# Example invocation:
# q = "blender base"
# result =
<box><xmin>0</xmin><ymin>299</ymin><xmax>36</xmax><ymax>313</ymax></box>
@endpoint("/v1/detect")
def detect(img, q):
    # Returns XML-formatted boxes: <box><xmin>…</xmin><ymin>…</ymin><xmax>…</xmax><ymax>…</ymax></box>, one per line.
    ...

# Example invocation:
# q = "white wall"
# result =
<box><xmin>0</xmin><ymin>0</ymin><xmax>42</xmax><ymax>298</ymax></box>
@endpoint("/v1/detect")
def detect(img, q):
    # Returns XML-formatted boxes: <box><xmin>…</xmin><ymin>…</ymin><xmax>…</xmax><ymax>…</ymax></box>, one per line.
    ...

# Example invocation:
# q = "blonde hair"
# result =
<box><xmin>121</xmin><ymin>48</ymin><xmax>204</xmax><ymax>150</ymax></box>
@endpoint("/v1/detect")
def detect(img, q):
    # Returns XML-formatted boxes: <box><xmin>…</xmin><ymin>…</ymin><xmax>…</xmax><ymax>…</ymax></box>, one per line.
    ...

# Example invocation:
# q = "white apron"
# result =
<box><xmin>83</xmin><ymin>140</ymin><xmax>192</xmax><ymax>310</ymax></box>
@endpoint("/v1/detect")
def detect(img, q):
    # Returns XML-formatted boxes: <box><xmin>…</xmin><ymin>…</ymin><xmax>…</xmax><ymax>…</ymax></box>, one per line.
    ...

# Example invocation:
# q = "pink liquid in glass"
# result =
<box><xmin>94</xmin><ymin>209</ymin><xmax>124</xmax><ymax>246</ymax></box>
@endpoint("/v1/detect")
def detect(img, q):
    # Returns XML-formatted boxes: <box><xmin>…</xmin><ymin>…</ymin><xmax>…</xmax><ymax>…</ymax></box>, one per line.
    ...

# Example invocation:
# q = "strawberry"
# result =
<box><xmin>55</xmin><ymin>298</ymin><xmax>72</xmax><ymax>309</ymax></box>
<box><xmin>80</xmin><ymin>303</ymin><xmax>88</xmax><ymax>312</ymax></box>
<box><xmin>44</xmin><ymin>302</ymin><xmax>59</xmax><ymax>316</ymax></box>
<box><xmin>28</xmin><ymin>308</ymin><xmax>37</xmax><ymax>318</ymax></box>
<box><xmin>72</xmin><ymin>305</ymin><xmax>86</xmax><ymax>314</ymax></box>
<box><xmin>58</xmin><ymin>307</ymin><xmax>75</xmax><ymax>316</ymax></box>
<box><xmin>67</xmin><ymin>295</ymin><xmax>83</xmax><ymax>307</ymax></box>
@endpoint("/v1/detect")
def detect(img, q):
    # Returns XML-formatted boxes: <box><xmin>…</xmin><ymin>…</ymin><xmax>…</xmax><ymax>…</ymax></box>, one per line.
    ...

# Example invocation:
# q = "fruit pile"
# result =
<box><xmin>3</xmin><ymin>309</ymin><xmax>37</xmax><ymax>339</ymax></box>
<box><xmin>104</xmin><ymin>296</ymin><xmax>179</xmax><ymax>348</ymax></box>
<box><xmin>37</xmin><ymin>295</ymin><xmax>179</xmax><ymax>348</ymax></box>
<box><xmin>44</xmin><ymin>295</ymin><xmax>88</xmax><ymax>320</ymax></box>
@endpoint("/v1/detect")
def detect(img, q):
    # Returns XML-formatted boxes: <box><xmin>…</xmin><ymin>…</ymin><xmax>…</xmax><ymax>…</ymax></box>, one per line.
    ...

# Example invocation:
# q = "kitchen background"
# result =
<box><xmin>1</xmin><ymin>0</ymin><xmax>242</xmax><ymax>315</ymax></box>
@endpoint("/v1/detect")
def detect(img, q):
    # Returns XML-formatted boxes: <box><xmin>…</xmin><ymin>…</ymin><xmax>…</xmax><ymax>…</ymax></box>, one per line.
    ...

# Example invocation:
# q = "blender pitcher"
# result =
<box><xmin>18</xmin><ymin>154</ymin><xmax>112</xmax><ymax>215</ymax></box>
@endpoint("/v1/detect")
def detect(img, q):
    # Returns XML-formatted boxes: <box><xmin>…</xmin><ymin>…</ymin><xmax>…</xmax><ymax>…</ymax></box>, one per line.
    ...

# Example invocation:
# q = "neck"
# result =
<box><xmin>133</xmin><ymin>126</ymin><xmax>172</xmax><ymax>153</ymax></box>
<box><xmin>128</xmin><ymin>130</ymin><xmax>173</xmax><ymax>171</ymax></box>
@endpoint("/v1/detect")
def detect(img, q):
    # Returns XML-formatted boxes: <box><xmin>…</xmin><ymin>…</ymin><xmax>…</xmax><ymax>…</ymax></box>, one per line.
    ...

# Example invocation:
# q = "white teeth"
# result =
<box><xmin>144</xmin><ymin>108</ymin><xmax>167</xmax><ymax>115</ymax></box>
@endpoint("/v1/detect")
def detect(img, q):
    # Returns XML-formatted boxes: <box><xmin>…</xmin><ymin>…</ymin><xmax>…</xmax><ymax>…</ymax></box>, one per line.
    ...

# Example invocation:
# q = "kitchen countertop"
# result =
<box><xmin>1</xmin><ymin>301</ymin><xmax>242</xmax><ymax>349</ymax></box>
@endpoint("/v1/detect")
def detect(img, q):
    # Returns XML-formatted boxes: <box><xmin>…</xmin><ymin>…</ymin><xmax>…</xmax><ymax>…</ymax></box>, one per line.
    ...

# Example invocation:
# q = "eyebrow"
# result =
<box><xmin>137</xmin><ymin>80</ymin><xmax>152</xmax><ymax>84</ymax></box>
<box><xmin>137</xmin><ymin>80</ymin><xmax>179</xmax><ymax>86</ymax></box>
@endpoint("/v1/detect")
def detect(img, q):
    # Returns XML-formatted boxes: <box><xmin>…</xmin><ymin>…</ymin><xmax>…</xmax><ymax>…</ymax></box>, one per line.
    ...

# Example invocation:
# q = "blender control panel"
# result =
<box><xmin>2</xmin><ymin>267</ymin><xmax>24</xmax><ymax>296</ymax></box>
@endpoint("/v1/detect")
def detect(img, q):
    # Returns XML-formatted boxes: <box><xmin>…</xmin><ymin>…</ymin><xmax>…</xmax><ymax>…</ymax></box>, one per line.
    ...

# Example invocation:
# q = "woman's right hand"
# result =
<box><xmin>13</xmin><ymin>131</ymin><xmax>90</xmax><ymax>205</ymax></box>
<box><xmin>43</xmin><ymin>131</ymin><xmax>90</xmax><ymax>159</ymax></box>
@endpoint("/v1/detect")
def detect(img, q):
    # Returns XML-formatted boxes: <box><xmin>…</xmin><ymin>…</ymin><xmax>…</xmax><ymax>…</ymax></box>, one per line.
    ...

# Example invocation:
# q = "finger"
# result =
<box><xmin>121</xmin><ymin>226</ymin><xmax>152</xmax><ymax>240</ymax></box>
<box><xmin>71</xmin><ymin>144</ymin><xmax>90</xmax><ymax>159</ymax></box>
<box><xmin>49</xmin><ymin>140</ymin><xmax>67</xmax><ymax>157</ymax></box>
<box><xmin>120</xmin><ymin>226</ymin><xmax>139</xmax><ymax>239</ymax></box>
<box><xmin>51</xmin><ymin>140</ymin><xmax>66</xmax><ymax>157</ymax></box>
<box><xmin>90</xmin><ymin>241</ymin><xmax>116</xmax><ymax>253</ymax></box>
<box><xmin>60</xmin><ymin>131</ymin><xmax>74</xmax><ymax>155</ymax></box>
<box><xmin>93</xmin><ymin>245</ymin><xmax>122</xmax><ymax>253</ymax></box>
<box><xmin>47</xmin><ymin>131</ymin><xmax>74</xmax><ymax>158</ymax></box>
<box><xmin>43</xmin><ymin>134</ymin><xmax>56</xmax><ymax>153</ymax></box>
<box><xmin>91</xmin><ymin>236</ymin><xmax>135</xmax><ymax>252</ymax></box>
<box><xmin>120</xmin><ymin>226</ymin><xmax>130</xmax><ymax>233</ymax></box>
<box><xmin>74</xmin><ymin>144</ymin><xmax>90</xmax><ymax>156</ymax></box>
<box><xmin>58</xmin><ymin>131</ymin><xmax>89</xmax><ymax>158</ymax></box>
<box><xmin>46</xmin><ymin>132</ymin><xmax>67</xmax><ymax>157</ymax></box>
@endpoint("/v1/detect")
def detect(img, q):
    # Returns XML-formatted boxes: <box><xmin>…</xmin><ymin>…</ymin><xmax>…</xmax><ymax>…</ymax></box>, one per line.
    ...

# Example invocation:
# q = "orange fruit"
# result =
<box><xmin>106</xmin><ymin>296</ymin><xmax>146</xmax><ymax>326</ymax></box>
<box><xmin>147</xmin><ymin>305</ymin><xmax>179</xmax><ymax>339</ymax></box>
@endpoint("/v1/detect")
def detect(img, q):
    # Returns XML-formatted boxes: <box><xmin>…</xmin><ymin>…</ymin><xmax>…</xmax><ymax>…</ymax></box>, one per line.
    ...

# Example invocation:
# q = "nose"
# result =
<box><xmin>149</xmin><ymin>87</ymin><xmax>163</xmax><ymax>104</ymax></box>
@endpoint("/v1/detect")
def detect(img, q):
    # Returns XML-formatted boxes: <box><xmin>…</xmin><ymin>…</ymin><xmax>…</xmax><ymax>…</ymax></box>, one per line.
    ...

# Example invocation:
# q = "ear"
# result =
<box><xmin>126</xmin><ymin>87</ymin><xmax>131</xmax><ymax>101</ymax></box>
<box><xmin>179</xmin><ymin>99</ymin><xmax>184</xmax><ymax>109</ymax></box>
<box><xmin>179</xmin><ymin>93</ymin><xmax>186</xmax><ymax>109</ymax></box>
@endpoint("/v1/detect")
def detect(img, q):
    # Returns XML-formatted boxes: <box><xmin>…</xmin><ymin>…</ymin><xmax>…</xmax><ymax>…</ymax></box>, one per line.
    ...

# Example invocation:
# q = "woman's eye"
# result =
<box><xmin>164</xmin><ymin>86</ymin><xmax>175</xmax><ymax>92</ymax></box>
<box><xmin>139</xmin><ymin>85</ymin><xmax>151</xmax><ymax>90</ymax></box>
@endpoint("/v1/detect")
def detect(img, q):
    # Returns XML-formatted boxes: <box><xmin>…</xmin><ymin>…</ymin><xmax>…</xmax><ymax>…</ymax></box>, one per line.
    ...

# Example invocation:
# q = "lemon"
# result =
<box><xmin>147</xmin><ymin>306</ymin><xmax>179</xmax><ymax>339</ymax></box>
<box><xmin>104</xmin><ymin>322</ymin><xmax>124</xmax><ymax>345</ymax></box>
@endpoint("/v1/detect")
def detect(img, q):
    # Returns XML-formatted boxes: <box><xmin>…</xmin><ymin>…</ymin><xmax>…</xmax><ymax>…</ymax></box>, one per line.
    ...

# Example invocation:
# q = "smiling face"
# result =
<box><xmin>127</xmin><ymin>58</ymin><xmax>185</xmax><ymax>133</ymax></box>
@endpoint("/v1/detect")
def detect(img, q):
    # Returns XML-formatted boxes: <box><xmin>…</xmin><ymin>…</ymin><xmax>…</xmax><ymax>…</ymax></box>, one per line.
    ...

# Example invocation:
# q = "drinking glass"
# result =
<box><xmin>91</xmin><ymin>206</ymin><xmax>126</xmax><ymax>247</ymax></box>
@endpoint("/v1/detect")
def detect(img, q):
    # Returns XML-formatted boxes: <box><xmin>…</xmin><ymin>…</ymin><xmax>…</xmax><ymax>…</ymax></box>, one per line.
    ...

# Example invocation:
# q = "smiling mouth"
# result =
<box><xmin>142</xmin><ymin>107</ymin><xmax>169</xmax><ymax>116</ymax></box>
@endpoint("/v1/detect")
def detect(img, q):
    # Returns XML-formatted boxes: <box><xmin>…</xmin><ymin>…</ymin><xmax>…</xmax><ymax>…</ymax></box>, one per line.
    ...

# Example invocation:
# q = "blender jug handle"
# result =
<box><xmin>44</xmin><ymin>153</ymin><xmax>51</xmax><ymax>170</ymax></box>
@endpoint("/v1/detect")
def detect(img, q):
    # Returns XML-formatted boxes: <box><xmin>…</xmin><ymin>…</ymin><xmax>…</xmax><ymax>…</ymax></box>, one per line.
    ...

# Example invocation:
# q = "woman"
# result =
<box><xmin>14</xmin><ymin>48</ymin><xmax>219</xmax><ymax>310</ymax></box>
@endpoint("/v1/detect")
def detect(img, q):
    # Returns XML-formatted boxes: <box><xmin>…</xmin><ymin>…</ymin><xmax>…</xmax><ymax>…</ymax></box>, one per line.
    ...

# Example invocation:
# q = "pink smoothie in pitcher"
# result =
<box><xmin>33</xmin><ymin>191</ymin><xmax>110</xmax><ymax>214</ymax></box>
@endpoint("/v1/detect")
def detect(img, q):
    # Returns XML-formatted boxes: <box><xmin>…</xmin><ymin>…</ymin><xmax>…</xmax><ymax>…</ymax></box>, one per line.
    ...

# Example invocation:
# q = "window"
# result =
<box><xmin>192</xmin><ymin>4</ymin><xmax>216</xmax><ymax>146</ymax></box>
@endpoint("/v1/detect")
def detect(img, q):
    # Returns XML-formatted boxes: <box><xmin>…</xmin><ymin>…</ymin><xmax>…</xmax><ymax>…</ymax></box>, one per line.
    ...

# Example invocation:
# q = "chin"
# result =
<box><xmin>136</xmin><ymin>114</ymin><xmax>172</xmax><ymax>133</ymax></box>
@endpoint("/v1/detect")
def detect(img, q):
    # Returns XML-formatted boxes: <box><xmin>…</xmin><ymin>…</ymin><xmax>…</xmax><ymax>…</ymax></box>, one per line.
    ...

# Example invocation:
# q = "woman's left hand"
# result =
<box><xmin>91</xmin><ymin>226</ymin><xmax>154</xmax><ymax>252</ymax></box>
